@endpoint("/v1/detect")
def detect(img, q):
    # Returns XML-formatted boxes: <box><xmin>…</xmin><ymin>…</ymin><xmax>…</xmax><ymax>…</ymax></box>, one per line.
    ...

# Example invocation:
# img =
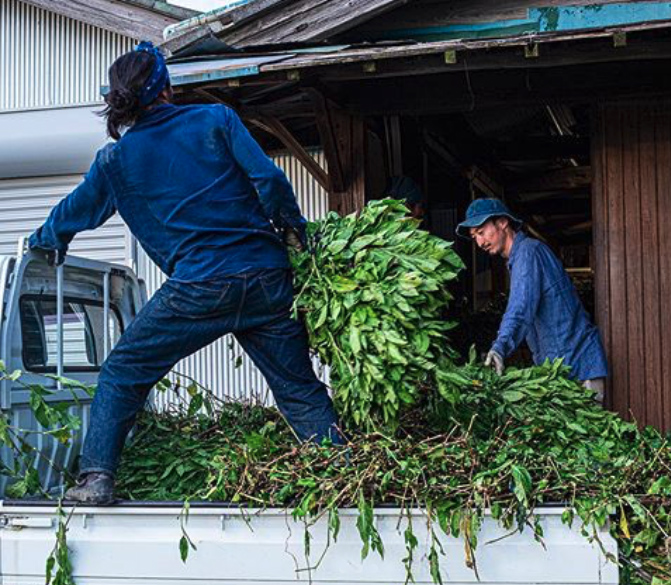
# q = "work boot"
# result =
<box><xmin>64</xmin><ymin>472</ymin><xmax>116</xmax><ymax>505</ymax></box>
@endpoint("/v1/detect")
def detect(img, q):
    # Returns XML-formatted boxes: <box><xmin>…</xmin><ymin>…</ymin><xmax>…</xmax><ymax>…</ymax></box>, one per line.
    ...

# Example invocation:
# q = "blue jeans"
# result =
<box><xmin>80</xmin><ymin>269</ymin><xmax>342</xmax><ymax>478</ymax></box>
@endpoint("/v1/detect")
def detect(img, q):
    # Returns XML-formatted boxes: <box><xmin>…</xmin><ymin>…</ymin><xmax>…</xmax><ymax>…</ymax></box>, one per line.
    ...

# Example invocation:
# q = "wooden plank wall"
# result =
<box><xmin>328</xmin><ymin>112</ymin><xmax>367</xmax><ymax>215</ymax></box>
<box><xmin>592</xmin><ymin>102</ymin><xmax>671</xmax><ymax>431</ymax></box>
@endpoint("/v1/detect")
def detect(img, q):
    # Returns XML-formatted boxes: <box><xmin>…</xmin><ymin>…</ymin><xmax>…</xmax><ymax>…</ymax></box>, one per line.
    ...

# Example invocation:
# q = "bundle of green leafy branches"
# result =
<box><xmin>291</xmin><ymin>199</ymin><xmax>464</xmax><ymax>429</ymax></box>
<box><xmin>114</xmin><ymin>361</ymin><xmax>670</xmax><ymax>584</ymax></box>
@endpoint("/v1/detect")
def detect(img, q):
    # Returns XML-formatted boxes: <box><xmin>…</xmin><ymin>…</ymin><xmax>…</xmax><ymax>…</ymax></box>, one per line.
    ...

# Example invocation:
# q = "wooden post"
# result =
<box><xmin>310</xmin><ymin>90</ymin><xmax>366</xmax><ymax>215</ymax></box>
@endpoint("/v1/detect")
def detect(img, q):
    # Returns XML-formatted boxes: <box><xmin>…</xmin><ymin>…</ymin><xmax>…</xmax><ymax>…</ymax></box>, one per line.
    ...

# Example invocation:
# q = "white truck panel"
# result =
<box><xmin>0</xmin><ymin>505</ymin><xmax>618</xmax><ymax>584</ymax></box>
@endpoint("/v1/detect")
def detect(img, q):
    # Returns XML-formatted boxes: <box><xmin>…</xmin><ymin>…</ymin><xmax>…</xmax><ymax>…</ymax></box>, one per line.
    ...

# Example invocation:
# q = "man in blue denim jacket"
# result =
<box><xmin>29</xmin><ymin>43</ymin><xmax>342</xmax><ymax>504</ymax></box>
<box><xmin>457</xmin><ymin>198</ymin><xmax>608</xmax><ymax>398</ymax></box>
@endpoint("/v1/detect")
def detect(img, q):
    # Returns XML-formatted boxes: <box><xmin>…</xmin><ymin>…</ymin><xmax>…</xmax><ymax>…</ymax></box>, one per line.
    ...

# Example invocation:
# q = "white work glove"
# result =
<box><xmin>284</xmin><ymin>228</ymin><xmax>304</xmax><ymax>252</ymax></box>
<box><xmin>485</xmin><ymin>349</ymin><xmax>504</xmax><ymax>376</ymax></box>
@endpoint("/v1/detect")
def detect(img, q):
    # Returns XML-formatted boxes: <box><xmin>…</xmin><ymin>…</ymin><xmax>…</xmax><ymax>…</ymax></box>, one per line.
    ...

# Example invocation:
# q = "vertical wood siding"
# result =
<box><xmin>593</xmin><ymin>102</ymin><xmax>671</xmax><ymax>431</ymax></box>
<box><xmin>0</xmin><ymin>0</ymin><xmax>134</xmax><ymax>111</ymax></box>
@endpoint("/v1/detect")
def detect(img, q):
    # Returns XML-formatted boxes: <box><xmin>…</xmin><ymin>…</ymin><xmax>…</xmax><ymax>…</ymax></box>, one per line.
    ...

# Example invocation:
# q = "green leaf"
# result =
<box><xmin>45</xmin><ymin>554</ymin><xmax>55</xmax><ymax>585</ymax></box>
<box><xmin>327</xmin><ymin>239</ymin><xmax>349</xmax><ymax>255</ymax></box>
<box><xmin>0</xmin><ymin>415</ymin><xmax>10</xmax><ymax>446</ymax></box>
<box><xmin>450</xmin><ymin>510</ymin><xmax>461</xmax><ymax>538</ymax></box>
<box><xmin>187</xmin><ymin>394</ymin><xmax>204</xmax><ymax>417</ymax></box>
<box><xmin>511</xmin><ymin>465</ymin><xmax>532</xmax><ymax>506</ymax></box>
<box><xmin>179</xmin><ymin>535</ymin><xmax>190</xmax><ymax>563</ymax></box>
<box><xmin>648</xmin><ymin>476</ymin><xmax>671</xmax><ymax>495</ymax></box>
<box><xmin>328</xmin><ymin>508</ymin><xmax>341</xmax><ymax>542</ymax></box>
<box><xmin>501</xmin><ymin>391</ymin><xmax>525</xmax><ymax>403</ymax></box>
<box><xmin>429</xmin><ymin>545</ymin><xmax>443</xmax><ymax>585</ymax></box>
<box><xmin>315</xmin><ymin>304</ymin><xmax>329</xmax><ymax>329</ymax></box>
<box><xmin>349</xmin><ymin>326</ymin><xmax>362</xmax><ymax>355</ymax></box>
<box><xmin>332</xmin><ymin>277</ymin><xmax>358</xmax><ymax>293</ymax></box>
<box><xmin>561</xmin><ymin>509</ymin><xmax>574</xmax><ymax>528</ymax></box>
<box><xmin>350</xmin><ymin>235</ymin><xmax>377</xmax><ymax>252</ymax></box>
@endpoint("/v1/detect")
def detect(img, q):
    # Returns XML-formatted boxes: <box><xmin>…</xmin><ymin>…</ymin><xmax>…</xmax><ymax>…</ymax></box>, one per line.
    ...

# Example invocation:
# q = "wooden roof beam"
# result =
<box><xmin>246</xmin><ymin>114</ymin><xmax>329</xmax><ymax>191</ymax></box>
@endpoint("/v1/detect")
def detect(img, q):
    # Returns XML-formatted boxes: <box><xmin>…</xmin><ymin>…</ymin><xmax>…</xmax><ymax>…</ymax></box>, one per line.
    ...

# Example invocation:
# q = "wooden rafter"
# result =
<box><xmin>188</xmin><ymin>87</ymin><xmax>331</xmax><ymax>196</ymax></box>
<box><xmin>246</xmin><ymin>115</ymin><xmax>330</xmax><ymax>192</ymax></box>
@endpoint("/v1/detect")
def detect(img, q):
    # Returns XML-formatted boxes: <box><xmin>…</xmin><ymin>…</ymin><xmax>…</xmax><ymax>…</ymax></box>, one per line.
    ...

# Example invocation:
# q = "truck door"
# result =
<box><xmin>0</xmin><ymin>248</ymin><xmax>145</xmax><ymax>495</ymax></box>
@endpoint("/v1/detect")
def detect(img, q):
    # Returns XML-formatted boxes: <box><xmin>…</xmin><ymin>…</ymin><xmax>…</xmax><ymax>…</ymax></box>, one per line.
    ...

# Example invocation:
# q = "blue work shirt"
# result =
<box><xmin>492</xmin><ymin>232</ymin><xmax>608</xmax><ymax>381</ymax></box>
<box><xmin>29</xmin><ymin>103</ymin><xmax>305</xmax><ymax>281</ymax></box>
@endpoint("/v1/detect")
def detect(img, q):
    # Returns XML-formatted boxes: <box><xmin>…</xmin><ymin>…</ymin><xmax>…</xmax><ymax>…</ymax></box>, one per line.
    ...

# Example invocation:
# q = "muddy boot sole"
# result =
<box><xmin>63</xmin><ymin>489</ymin><xmax>117</xmax><ymax>506</ymax></box>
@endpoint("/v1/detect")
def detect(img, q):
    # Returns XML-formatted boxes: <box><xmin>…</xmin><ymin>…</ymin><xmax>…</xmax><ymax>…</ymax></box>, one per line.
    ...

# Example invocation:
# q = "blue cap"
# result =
<box><xmin>456</xmin><ymin>198</ymin><xmax>523</xmax><ymax>239</ymax></box>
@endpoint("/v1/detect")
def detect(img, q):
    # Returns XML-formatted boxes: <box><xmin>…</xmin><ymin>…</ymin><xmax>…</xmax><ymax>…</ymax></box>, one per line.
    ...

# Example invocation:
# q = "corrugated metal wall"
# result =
<box><xmin>143</xmin><ymin>151</ymin><xmax>330</xmax><ymax>407</ymax></box>
<box><xmin>593</xmin><ymin>101</ymin><xmax>671</xmax><ymax>432</ymax></box>
<box><xmin>0</xmin><ymin>175</ymin><xmax>128</xmax><ymax>264</ymax></box>
<box><xmin>0</xmin><ymin>0</ymin><xmax>134</xmax><ymax>111</ymax></box>
<box><xmin>0</xmin><ymin>2</ymin><xmax>133</xmax><ymax>270</ymax></box>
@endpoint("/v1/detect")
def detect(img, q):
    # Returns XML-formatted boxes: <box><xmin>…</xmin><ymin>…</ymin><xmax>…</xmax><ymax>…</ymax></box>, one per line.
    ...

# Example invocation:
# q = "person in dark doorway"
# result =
<box><xmin>29</xmin><ymin>42</ymin><xmax>343</xmax><ymax>505</ymax></box>
<box><xmin>456</xmin><ymin>198</ymin><xmax>608</xmax><ymax>401</ymax></box>
<box><xmin>387</xmin><ymin>175</ymin><xmax>427</xmax><ymax>221</ymax></box>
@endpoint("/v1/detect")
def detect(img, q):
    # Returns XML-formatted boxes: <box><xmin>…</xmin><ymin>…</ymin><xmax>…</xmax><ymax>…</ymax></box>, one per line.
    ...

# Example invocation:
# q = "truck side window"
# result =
<box><xmin>20</xmin><ymin>296</ymin><xmax>122</xmax><ymax>372</ymax></box>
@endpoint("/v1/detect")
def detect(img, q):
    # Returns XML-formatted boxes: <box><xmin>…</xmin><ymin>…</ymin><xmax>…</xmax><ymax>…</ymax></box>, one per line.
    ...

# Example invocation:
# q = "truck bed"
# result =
<box><xmin>0</xmin><ymin>502</ymin><xmax>618</xmax><ymax>585</ymax></box>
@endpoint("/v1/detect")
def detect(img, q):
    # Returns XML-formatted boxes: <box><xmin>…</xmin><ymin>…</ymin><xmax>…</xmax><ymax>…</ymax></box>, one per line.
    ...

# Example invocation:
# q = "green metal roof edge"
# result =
<box><xmin>366</xmin><ymin>3</ymin><xmax>671</xmax><ymax>43</ymax></box>
<box><xmin>169</xmin><ymin>63</ymin><xmax>261</xmax><ymax>86</ymax></box>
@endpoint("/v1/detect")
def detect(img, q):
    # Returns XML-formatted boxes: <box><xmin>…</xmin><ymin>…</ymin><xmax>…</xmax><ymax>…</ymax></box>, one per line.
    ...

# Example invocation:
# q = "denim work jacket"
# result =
<box><xmin>492</xmin><ymin>233</ymin><xmax>608</xmax><ymax>381</ymax></box>
<box><xmin>29</xmin><ymin>104</ymin><xmax>305</xmax><ymax>281</ymax></box>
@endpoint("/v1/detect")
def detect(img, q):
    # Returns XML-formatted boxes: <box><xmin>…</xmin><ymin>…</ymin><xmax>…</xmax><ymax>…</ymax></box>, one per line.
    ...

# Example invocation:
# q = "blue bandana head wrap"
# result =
<box><xmin>135</xmin><ymin>41</ymin><xmax>169</xmax><ymax>106</ymax></box>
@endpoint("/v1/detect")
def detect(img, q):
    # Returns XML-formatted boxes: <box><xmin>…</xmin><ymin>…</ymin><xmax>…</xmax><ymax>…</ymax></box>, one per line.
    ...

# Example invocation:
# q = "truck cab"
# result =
<box><xmin>0</xmin><ymin>243</ymin><xmax>145</xmax><ymax>495</ymax></box>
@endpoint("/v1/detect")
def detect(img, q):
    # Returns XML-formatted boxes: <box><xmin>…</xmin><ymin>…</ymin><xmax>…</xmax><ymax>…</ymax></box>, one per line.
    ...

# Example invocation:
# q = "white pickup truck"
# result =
<box><xmin>0</xmin><ymin>249</ymin><xmax>618</xmax><ymax>585</ymax></box>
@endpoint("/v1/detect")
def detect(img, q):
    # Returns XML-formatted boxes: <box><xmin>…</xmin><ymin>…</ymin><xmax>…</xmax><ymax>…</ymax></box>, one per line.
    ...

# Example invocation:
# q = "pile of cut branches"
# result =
<box><xmin>114</xmin><ymin>360</ymin><xmax>670</xmax><ymax>585</ymax></box>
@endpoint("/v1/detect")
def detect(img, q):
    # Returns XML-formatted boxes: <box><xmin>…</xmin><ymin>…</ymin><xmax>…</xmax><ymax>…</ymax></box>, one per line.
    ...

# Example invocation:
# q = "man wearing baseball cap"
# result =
<box><xmin>456</xmin><ymin>198</ymin><xmax>608</xmax><ymax>400</ymax></box>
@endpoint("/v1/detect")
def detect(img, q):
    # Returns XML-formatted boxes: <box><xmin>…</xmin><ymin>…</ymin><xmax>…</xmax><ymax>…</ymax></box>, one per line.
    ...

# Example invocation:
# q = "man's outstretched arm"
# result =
<box><xmin>29</xmin><ymin>146</ymin><xmax>117</xmax><ymax>258</ymax></box>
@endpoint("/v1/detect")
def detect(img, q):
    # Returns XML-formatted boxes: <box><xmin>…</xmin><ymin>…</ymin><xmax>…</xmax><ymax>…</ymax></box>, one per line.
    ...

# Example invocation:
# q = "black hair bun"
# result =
<box><xmin>106</xmin><ymin>88</ymin><xmax>139</xmax><ymax>111</ymax></box>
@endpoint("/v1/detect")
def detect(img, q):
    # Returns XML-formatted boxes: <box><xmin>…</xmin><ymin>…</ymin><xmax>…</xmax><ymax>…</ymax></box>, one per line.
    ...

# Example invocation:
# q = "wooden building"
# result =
<box><xmin>160</xmin><ymin>0</ymin><xmax>671</xmax><ymax>431</ymax></box>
